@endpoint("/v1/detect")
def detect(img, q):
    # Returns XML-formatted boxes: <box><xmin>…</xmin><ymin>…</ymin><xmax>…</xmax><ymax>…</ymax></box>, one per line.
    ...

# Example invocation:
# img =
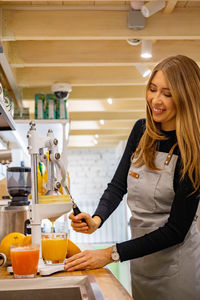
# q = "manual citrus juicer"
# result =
<box><xmin>8</xmin><ymin>121</ymin><xmax>84</xmax><ymax>275</ymax></box>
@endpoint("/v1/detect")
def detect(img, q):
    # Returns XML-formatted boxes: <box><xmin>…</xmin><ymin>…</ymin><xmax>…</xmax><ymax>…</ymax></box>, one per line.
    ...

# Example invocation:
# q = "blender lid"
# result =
<box><xmin>7</xmin><ymin>167</ymin><xmax>31</xmax><ymax>172</ymax></box>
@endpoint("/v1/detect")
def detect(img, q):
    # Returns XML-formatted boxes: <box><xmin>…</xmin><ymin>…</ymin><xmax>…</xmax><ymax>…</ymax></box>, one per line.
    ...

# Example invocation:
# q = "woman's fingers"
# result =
<box><xmin>69</xmin><ymin>212</ymin><xmax>99</xmax><ymax>234</ymax></box>
<box><xmin>65</xmin><ymin>254</ymin><xmax>88</xmax><ymax>271</ymax></box>
<box><xmin>64</xmin><ymin>249</ymin><xmax>113</xmax><ymax>271</ymax></box>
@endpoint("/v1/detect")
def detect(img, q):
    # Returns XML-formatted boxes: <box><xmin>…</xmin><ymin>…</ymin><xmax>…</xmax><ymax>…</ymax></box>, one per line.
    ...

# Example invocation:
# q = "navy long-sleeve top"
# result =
<box><xmin>93</xmin><ymin>119</ymin><xmax>200</xmax><ymax>262</ymax></box>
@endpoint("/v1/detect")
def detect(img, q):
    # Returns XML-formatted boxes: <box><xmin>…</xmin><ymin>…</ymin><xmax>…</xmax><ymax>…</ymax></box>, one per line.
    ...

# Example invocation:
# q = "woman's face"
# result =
<box><xmin>147</xmin><ymin>70</ymin><xmax>177</xmax><ymax>131</ymax></box>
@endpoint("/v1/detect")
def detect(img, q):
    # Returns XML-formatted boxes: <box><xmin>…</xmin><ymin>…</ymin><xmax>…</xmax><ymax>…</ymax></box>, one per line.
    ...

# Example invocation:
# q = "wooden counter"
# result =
<box><xmin>0</xmin><ymin>266</ymin><xmax>133</xmax><ymax>300</ymax></box>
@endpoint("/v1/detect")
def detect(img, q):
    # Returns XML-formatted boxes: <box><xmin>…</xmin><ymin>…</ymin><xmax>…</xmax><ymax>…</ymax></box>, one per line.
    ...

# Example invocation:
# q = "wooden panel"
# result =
<box><xmin>14</xmin><ymin>66</ymin><xmax>146</xmax><ymax>87</ymax></box>
<box><xmin>4</xmin><ymin>40</ymin><xmax>200</xmax><ymax>67</ymax></box>
<box><xmin>2</xmin><ymin>8</ymin><xmax>200</xmax><ymax>41</ymax></box>
<box><xmin>22</xmin><ymin>85</ymin><xmax>146</xmax><ymax>100</ymax></box>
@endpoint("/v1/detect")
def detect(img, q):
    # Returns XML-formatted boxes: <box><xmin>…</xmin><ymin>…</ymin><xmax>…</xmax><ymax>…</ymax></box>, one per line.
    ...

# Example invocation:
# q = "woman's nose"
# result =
<box><xmin>152</xmin><ymin>92</ymin><xmax>162</xmax><ymax>104</ymax></box>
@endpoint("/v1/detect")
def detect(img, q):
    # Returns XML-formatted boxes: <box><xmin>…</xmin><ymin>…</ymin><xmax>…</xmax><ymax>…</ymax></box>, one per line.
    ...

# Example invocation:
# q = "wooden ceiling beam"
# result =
<box><xmin>22</xmin><ymin>85</ymin><xmax>146</xmax><ymax>100</ymax></box>
<box><xmin>68</xmin><ymin>99</ymin><xmax>146</xmax><ymax>111</ymax></box>
<box><xmin>69</xmin><ymin>111</ymin><xmax>145</xmax><ymax>120</ymax></box>
<box><xmin>4</xmin><ymin>40</ymin><xmax>200</xmax><ymax>67</ymax></box>
<box><xmin>15</xmin><ymin>66</ymin><xmax>147</xmax><ymax>87</ymax></box>
<box><xmin>70</xmin><ymin>129</ymin><xmax>131</xmax><ymax>135</ymax></box>
<box><xmin>2</xmin><ymin>8</ymin><xmax>200</xmax><ymax>41</ymax></box>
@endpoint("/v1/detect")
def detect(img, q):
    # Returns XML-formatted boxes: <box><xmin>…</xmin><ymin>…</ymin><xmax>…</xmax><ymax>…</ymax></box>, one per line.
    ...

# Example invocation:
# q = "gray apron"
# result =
<box><xmin>127</xmin><ymin>145</ymin><xmax>200</xmax><ymax>300</ymax></box>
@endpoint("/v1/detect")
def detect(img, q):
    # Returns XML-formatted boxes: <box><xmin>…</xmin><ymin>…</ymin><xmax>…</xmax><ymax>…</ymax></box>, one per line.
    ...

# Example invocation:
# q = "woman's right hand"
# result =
<box><xmin>69</xmin><ymin>212</ymin><xmax>101</xmax><ymax>234</ymax></box>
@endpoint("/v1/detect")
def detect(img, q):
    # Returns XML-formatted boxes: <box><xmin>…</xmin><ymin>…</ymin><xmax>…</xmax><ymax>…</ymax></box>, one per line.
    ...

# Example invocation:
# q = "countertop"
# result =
<box><xmin>0</xmin><ymin>266</ymin><xmax>133</xmax><ymax>300</ymax></box>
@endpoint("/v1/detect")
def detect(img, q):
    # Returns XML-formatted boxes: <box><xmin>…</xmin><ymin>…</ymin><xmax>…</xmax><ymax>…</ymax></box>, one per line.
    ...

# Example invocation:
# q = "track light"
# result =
<box><xmin>141</xmin><ymin>1</ymin><xmax>166</xmax><ymax>18</ymax></box>
<box><xmin>130</xmin><ymin>1</ymin><xmax>144</xmax><ymax>10</ymax></box>
<box><xmin>136</xmin><ymin>64</ymin><xmax>151</xmax><ymax>78</ymax></box>
<box><xmin>141</xmin><ymin>40</ymin><xmax>152</xmax><ymax>59</ymax></box>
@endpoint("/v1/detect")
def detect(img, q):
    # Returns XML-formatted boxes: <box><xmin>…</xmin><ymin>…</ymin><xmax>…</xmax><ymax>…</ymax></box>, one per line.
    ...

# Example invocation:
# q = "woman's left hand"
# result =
<box><xmin>64</xmin><ymin>247</ymin><xmax>113</xmax><ymax>271</ymax></box>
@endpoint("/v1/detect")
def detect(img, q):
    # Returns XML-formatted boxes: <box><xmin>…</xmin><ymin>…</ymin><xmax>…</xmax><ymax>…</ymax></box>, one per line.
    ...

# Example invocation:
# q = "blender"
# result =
<box><xmin>7</xmin><ymin>167</ymin><xmax>31</xmax><ymax>206</ymax></box>
<box><xmin>0</xmin><ymin>167</ymin><xmax>31</xmax><ymax>243</ymax></box>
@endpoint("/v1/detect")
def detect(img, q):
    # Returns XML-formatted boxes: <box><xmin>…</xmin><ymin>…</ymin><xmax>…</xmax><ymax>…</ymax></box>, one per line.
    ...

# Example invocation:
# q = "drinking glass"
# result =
<box><xmin>41</xmin><ymin>232</ymin><xmax>68</xmax><ymax>264</ymax></box>
<box><xmin>10</xmin><ymin>244</ymin><xmax>40</xmax><ymax>278</ymax></box>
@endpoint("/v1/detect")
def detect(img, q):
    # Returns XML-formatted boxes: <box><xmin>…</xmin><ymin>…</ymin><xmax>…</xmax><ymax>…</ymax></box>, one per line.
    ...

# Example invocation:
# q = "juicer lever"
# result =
<box><xmin>72</xmin><ymin>202</ymin><xmax>86</xmax><ymax>223</ymax></box>
<box><xmin>64</xmin><ymin>184</ymin><xmax>86</xmax><ymax>223</ymax></box>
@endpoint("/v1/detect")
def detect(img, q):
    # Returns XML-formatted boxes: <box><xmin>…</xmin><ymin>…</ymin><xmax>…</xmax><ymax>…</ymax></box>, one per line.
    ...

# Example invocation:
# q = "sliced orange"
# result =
<box><xmin>66</xmin><ymin>239</ymin><xmax>81</xmax><ymax>257</ymax></box>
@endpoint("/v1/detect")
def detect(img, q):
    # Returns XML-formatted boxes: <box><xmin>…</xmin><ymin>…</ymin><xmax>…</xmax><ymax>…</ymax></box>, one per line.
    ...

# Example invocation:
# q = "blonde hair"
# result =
<box><xmin>133</xmin><ymin>55</ymin><xmax>200</xmax><ymax>192</ymax></box>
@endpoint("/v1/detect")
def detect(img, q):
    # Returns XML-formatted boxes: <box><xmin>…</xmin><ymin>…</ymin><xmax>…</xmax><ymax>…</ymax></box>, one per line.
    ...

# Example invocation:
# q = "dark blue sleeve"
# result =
<box><xmin>93</xmin><ymin>119</ymin><xmax>145</xmax><ymax>226</ymax></box>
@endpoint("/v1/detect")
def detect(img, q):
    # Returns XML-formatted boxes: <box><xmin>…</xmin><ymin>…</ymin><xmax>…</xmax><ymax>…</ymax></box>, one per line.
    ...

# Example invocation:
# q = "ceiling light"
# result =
<box><xmin>130</xmin><ymin>1</ymin><xmax>144</xmax><ymax>10</ymax></box>
<box><xmin>127</xmin><ymin>10</ymin><xmax>145</xmax><ymax>30</ymax></box>
<box><xmin>95</xmin><ymin>134</ymin><xmax>99</xmax><ymax>138</ymax></box>
<box><xmin>100</xmin><ymin>120</ymin><xmax>104</xmax><ymax>125</ymax></box>
<box><xmin>141</xmin><ymin>40</ymin><xmax>152</xmax><ymax>58</ymax></box>
<box><xmin>136</xmin><ymin>64</ymin><xmax>151</xmax><ymax>78</ymax></box>
<box><xmin>107</xmin><ymin>98</ymin><xmax>113</xmax><ymax>104</ymax></box>
<box><xmin>127</xmin><ymin>39</ymin><xmax>141</xmax><ymax>46</ymax></box>
<box><xmin>141</xmin><ymin>1</ymin><xmax>166</xmax><ymax>18</ymax></box>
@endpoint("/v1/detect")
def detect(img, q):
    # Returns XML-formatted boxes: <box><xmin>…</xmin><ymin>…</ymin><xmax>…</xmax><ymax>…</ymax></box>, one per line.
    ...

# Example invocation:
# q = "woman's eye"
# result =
<box><xmin>149</xmin><ymin>88</ymin><xmax>156</xmax><ymax>92</ymax></box>
<box><xmin>164</xmin><ymin>93</ymin><xmax>172</xmax><ymax>98</ymax></box>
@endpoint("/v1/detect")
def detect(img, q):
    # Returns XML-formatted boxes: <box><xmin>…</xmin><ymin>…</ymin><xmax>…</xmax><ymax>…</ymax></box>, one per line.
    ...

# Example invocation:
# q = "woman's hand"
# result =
<box><xmin>64</xmin><ymin>247</ymin><xmax>113</xmax><ymax>271</ymax></box>
<box><xmin>69</xmin><ymin>212</ymin><xmax>101</xmax><ymax>234</ymax></box>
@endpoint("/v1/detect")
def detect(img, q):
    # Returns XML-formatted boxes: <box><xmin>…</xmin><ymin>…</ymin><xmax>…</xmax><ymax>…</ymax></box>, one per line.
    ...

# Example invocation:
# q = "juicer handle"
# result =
<box><xmin>72</xmin><ymin>203</ymin><xmax>86</xmax><ymax>223</ymax></box>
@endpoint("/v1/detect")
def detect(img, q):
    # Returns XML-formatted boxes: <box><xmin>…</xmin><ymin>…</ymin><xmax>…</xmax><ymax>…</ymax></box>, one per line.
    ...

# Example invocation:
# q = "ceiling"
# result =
<box><xmin>0</xmin><ymin>1</ymin><xmax>200</xmax><ymax>149</ymax></box>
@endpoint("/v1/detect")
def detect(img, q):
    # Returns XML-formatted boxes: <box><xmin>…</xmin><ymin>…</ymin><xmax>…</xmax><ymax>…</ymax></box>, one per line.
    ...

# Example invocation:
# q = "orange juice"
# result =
<box><xmin>41</xmin><ymin>233</ymin><xmax>68</xmax><ymax>263</ymax></box>
<box><xmin>10</xmin><ymin>246</ymin><xmax>39</xmax><ymax>278</ymax></box>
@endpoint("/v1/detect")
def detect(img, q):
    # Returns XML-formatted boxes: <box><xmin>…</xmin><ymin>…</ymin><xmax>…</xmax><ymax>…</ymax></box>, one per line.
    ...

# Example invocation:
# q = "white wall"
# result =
<box><xmin>67</xmin><ymin>147</ymin><xmax>129</xmax><ymax>244</ymax></box>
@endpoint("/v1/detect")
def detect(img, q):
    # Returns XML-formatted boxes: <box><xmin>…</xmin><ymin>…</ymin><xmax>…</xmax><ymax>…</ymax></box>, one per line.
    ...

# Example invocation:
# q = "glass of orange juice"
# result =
<box><xmin>10</xmin><ymin>244</ymin><xmax>40</xmax><ymax>278</ymax></box>
<box><xmin>41</xmin><ymin>232</ymin><xmax>68</xmax><ymax>264</ymax></box>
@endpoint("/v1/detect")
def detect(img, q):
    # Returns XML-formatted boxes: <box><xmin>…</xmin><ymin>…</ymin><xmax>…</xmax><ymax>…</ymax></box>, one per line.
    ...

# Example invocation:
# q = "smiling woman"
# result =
<box><xmin>66</xmin><ymin>55</ymin><xmax>200</xmax><ymax>300</ymax></box>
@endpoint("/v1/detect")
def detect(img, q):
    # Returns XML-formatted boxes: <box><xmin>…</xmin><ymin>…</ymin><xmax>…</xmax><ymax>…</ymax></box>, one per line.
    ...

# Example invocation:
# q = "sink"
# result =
<box><xmin>0</xmin><ymin>275</ymin><xmax>105</xmax><ymax>300</ymax></box>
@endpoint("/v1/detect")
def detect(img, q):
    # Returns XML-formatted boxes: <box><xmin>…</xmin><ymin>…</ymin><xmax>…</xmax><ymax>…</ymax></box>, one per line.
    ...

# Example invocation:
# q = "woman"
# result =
<box><xmin>65</xmin><ymin>55</ymin><xmax>200</xmax><ymax>300</ymax></box>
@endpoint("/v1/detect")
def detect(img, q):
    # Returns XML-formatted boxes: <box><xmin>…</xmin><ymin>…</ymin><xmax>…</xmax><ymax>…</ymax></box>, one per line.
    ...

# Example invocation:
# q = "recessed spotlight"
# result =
<box><xmin>107</xmin><ymin>98</ymin><xmax>113</xmax><ymax>104</ymax></box>
<box><xmin>95</xmin><ymin>134</ymin><xmax>99</xmax><ymax>138</ymax></box>
<box><xmin>100</xmin><ymin>120</ymin><xmax>104</xmax><ymax>125</ymax></box>
<box><xmin>127</xmin><ymin>39</ymin><xmax>141</xmax><ymax>46</ymax></box>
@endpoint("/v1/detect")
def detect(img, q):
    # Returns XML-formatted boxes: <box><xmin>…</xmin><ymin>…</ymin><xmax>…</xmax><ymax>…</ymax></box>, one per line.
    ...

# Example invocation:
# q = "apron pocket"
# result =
<box><xmin>128</xmin><ymin>168</ymin><xmax>161</xmax><ymax>212</ymax></box>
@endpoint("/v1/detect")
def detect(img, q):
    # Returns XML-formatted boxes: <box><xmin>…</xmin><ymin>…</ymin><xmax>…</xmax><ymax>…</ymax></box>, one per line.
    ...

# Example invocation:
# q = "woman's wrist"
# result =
<box><xmin>92</xmin><ymin>216</ymin><xmax>102</xmax><ymax>229</ymax></box>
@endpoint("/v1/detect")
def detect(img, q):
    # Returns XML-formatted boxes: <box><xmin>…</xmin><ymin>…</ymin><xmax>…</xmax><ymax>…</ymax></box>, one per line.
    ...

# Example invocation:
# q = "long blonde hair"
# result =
<box><xmin>134</xmin><ymin>55</ymin><xmax>200</xmax><ymax>192</ymax></box>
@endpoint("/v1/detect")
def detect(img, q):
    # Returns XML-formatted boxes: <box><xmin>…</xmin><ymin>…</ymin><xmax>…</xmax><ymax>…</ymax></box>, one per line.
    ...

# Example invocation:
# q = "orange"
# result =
<box><xmin>22</xmin><ymin>236</ymin><xmax>32</xmax><ymax>246</ymax></box>
<box><xmin>0</xmin><ymin>232</ymin><xmax>25</xmax><ymax>260</ymax></box>
<box><xmin>66</xmin><ymin>239</ymin><xmax>81</xmax><ymax>257</ymax></box>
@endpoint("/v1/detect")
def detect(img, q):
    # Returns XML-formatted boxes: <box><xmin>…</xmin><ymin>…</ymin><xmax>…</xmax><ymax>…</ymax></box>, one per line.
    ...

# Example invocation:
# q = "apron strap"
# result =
<box><xmin>164</xmin><ymin>142</ymin><xmax>178</xmax><ymax>166</ymax></box>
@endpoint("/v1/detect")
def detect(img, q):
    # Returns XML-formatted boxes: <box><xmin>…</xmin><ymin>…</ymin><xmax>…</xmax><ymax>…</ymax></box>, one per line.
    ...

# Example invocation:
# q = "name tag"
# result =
<box><xmin>129</xmin><ymin>170</ymin><xmax>139</xmax><ymax>179</ymax></box>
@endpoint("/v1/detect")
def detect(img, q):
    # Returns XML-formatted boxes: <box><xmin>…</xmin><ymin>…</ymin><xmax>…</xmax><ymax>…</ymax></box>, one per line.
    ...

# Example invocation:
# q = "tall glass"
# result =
<box><xmin>10</xmin><ymin>245</ymin><xmax>40</xmax><ymax>278</ymax></box>
<box><xmin>41</xmin><ymin>232</ymin><xmax>68</xmax><ymax>264</ymax></box>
